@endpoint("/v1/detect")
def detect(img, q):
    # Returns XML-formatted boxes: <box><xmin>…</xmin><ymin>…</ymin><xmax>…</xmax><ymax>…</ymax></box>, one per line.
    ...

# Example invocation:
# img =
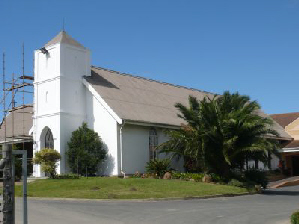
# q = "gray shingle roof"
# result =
<box><xmin>0</xmin><ymin>66</ymin><xmax>292</xmax><ymax>142</ymax></box>
<box><xmin>86</xmin><ymin>66</ymin><xmax>292</xmax><ymax>140</ymax></box>
<box><xmin>44</xmin><ymin>31</ymin><xmax>84</xmax><ymax>48</ymax></box>
<box><xmin>86</xmin><ymin>66</ymin><xmax>215</xmax><ymax>127</ymax></box>
<box><xmin>0</xmin><ymin>106</ymin><xmax>33</xmax><ymax>142</ymax></box>
<box><xmin>255</xmin><ymin>109</ymin><xmax>293</xmax><ymax>141</ymax></box>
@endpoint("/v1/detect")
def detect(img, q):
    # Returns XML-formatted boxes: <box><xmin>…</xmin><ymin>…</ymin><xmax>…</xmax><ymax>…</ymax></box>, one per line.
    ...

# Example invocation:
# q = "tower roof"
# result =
<box><xmin>44</xmin><ymin>31</ymin><xmax>85</xmax><ymax>48</ymax></box>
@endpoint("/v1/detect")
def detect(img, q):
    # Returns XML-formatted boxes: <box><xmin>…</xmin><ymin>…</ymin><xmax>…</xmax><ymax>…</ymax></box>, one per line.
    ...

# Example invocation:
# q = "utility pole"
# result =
<box><xmin>1</xmin><ymin>144</ymin><xmax>15</xmax><ymax>224</ymax></box>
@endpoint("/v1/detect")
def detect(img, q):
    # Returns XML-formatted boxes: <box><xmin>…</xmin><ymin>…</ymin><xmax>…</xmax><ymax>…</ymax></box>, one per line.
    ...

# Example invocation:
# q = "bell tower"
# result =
<box><xmin>33</xmin><ymin>31</ymin><xmax>90</xmax><ymax>176</ymax></box>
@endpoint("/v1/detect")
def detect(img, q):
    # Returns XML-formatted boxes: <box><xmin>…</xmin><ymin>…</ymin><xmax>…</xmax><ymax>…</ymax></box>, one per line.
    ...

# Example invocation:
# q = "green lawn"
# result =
<box><xmin>15</xmin><ymin>177</ymin><xmax>249</xmax><ymax>199</ymax></box>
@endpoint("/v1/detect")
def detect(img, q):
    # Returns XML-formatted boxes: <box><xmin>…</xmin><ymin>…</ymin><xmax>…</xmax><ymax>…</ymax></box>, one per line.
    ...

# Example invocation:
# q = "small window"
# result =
<box><xmin>45</xmin><ymin>91</ymin><xmax>48</xmax><ymax>103</ymax></box>
<box><xmin>149</xmin><ymin>128</ymin><xmax>158</xmax><ymax>160</ymax></box>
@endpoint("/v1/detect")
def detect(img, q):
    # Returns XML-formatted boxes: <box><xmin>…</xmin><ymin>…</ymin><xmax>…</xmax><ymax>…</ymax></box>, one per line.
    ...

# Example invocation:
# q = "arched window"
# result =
<box><xmin>149</xmin><ymin>128</ymin><xmax>158</xmax><ymax>160</ymax></box>
<box><xmin>45</xmin><ymin>129</ymin><xmax>54</xmax><ymax>149</ymax></box>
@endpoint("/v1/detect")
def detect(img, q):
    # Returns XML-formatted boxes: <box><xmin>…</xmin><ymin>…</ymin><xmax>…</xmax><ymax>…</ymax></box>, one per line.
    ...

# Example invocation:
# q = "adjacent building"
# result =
<box><xmin>271</xmin><ymin>112</ymin><xmax>299</xmax><ymax>175</ymax></box>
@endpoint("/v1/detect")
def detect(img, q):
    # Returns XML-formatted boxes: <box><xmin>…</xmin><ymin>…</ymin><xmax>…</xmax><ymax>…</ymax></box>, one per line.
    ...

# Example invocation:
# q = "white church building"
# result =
<box><xmin>0</xmin><ymin>31</ymin><xmax>293</xmax><ymax>177</ymax></box>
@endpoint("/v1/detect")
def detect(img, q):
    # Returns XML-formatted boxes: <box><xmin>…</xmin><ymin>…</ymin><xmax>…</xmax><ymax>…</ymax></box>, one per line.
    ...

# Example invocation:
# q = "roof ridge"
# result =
<box><xmin>91</xmin><ymin>65</ymin><xmax>216</xmax><ymax>96</ymax></box>
<box><xmin>271</xmin><ymin>112</ymin><xmax>299</xmax><ymax>116</ymax></box>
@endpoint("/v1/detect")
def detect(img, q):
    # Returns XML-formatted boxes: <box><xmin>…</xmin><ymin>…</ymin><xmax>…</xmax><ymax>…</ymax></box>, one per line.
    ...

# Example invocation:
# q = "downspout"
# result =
<box><xmin>120</xmin><ymin>120</ymin><xmax>125</xmax><ymax>177</ymax></box>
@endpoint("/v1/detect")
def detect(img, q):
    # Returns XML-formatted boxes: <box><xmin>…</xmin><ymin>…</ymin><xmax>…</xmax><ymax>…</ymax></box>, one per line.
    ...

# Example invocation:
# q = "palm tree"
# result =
<box><xmin>215</xmin><ymin>92</ymin><xmax>279</xmax><ymax>169</ymax></box>
<box><xmin>161</xmin><ymin>124</ymin><xmax>204</xmax><ymax>172</ymax></box>
<box><xmin>160</xmin><ymin>91</ymin><xmax>279</xmax><ymax>178</ymax></box>
<box><xmin>160</xmin><ymin>96</ymin><xmax>217</xmax><ymax>173</ymax></box>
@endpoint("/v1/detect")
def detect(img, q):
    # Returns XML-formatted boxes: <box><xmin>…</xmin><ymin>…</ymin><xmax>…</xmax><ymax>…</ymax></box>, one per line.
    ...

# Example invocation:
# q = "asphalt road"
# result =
<box><xmin>15</xmin><ymin>185</ymin><xmax>299</xmax><ymax>224</ymax></box>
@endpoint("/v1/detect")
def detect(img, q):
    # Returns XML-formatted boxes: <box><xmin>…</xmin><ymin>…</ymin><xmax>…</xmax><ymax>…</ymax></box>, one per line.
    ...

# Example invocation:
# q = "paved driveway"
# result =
<box><xmin>15</xmin><ymin>185</ymin><xmax>299</xmax><ymax>224</ymax></box>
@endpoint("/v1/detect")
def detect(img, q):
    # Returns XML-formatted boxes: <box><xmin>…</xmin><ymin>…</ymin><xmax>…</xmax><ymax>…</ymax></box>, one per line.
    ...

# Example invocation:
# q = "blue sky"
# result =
<box><xmin>0</xmin><ymin>0</ymin><xmax>298</xmax><ymax>116</ymax></box>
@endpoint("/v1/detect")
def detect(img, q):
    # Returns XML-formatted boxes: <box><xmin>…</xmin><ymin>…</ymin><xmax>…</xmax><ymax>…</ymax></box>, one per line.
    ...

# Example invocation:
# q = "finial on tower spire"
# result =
<box><xmin>62</xmin><ymin>17</ymin><xmax>65</xmax><ymax>32</ymax></box>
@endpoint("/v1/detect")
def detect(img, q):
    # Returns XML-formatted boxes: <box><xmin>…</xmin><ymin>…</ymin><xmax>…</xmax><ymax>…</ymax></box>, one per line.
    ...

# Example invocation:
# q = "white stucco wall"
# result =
<box><xmin>35</xmin><ymin>45</ymin><xmax>60</xmax><ymax>81</ymax></box>
<box><xmin>247</xmin><ymin>160</ymin><xmax>266</xmax><ymax>170</ymax></box>
<box><xmin>85</xmin><ymin>87</ymin><xmax>119</xmax><ymax>176</ymax></box>
<box><xmin>60</xmin><ymin>45</ymin><xmax>90</xmax><ymax>79</ymax></box>
<box><xmin>33</xmin><ymin>115</ymin><xmax>61</xmax><ymax>176</ymax></box>
<box><xmin>122</xmin><ymin>124</ymin><xmax>184</xmax><ymax>174</ymax></box>
<box><xmin>247</xmin><ymin>153</ymin><xmax>280</xmax><ymax>171</ymax></box>
<box><xmin>122</xmin><ymin>125</ymin><xmax>149</xmax><ymax>174</ymax></box>
<box><xmin>33</xmin><ymin>39</ymin><xmax>91</xmax><ymax>176</ymax></box>
<box><xmin>158</xmin><ymin>131</ymin><xmax>185</xmax><ymax>172</ymax></box>
<box><xmin>270</xmin><ymin>154</ymin><xmax>280</xmax><ymax>170</ymax></box>
<box><xmin>286</xmin><ymin>118</ymin><xmax>299</xmax><ymax>140</ymax></box>
<box><xmin>33</xmin><ymin>45</ymin><xmax>62</xmax><ymax>176</ymax></box>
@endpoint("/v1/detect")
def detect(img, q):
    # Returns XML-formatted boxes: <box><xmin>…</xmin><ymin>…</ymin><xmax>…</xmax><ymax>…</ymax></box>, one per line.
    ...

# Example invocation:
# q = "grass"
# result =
<box><xmin>15</xmin><ymin>177</ymin><xmax>249</xmax><ymax>199</ymax></box>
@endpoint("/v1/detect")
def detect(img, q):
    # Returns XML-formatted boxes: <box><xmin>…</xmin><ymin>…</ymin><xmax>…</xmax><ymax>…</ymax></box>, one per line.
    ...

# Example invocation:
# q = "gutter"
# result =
<box><xmin>280</xmin><ymin>147</ymin><xmax>299</xmax><ymax>153</ymax></box>
<box><xmin>124</xmin><ymin>119</ymin><xmax>180</xmax><ymax>130</ymax></box>
<box><xmin>0</xmin><ymin>139</ymin><xmax>33</xmax><ymax>144</ymax></box>
<box><xmin>263</xmin><ymin>134</ymin><xmax>293</xmax><ymax>142</ymax></box>
<box><xmin>120</xmin><ymin>121</ymin><xmax>125</xmax><ymax>176</ymax></box>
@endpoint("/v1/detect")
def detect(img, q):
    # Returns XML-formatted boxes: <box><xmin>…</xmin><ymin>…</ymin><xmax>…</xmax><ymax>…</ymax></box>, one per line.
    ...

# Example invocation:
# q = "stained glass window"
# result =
<box><xmin>45</xmin><ymin>129</ymin><xmax>54</xmax><ymax>149</ymax></box>
<box><xmin>149</xmin><ymin>128</ymin><xmax>158</xmax><ymax>160</ymax></box>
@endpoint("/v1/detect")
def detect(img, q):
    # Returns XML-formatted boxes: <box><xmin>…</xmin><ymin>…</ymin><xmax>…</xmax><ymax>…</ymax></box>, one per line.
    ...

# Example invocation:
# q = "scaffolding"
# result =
<box><xmin>1</xmin><ymin>44</ymin><xmax>34</xmax><ymax>146</ymax></box>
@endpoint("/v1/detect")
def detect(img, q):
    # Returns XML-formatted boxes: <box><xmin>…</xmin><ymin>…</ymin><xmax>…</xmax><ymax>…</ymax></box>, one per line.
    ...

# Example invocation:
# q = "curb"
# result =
<box><xmin>17</xmin><ymin>192</ymin><xmax>256</xmax><ymax>203</ymax></box>
<box><xmin>269</xmin><ymin>179</ymin><xmax>299</xmax><ymax>189</ymax></box>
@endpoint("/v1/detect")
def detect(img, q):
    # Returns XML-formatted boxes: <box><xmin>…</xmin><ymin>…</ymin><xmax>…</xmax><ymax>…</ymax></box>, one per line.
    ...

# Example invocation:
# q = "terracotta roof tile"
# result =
<box><xmin>285</xmin><ymin>140</ymin><xmax>299</xmax><ymax>149</ymax></box>
<box><xmin>270</xmin><ymin>112</ymin><xmax>299</xmax><ymax>128</ymax></box>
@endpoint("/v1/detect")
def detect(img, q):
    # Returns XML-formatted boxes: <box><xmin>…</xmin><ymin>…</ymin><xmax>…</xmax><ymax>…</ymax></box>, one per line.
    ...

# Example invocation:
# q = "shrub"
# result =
<box><xmin>33</xmin><ymin>148</ymin><xmax>61</xmax><ymax>178</ymax></box>
<box><xmin>142</xmin><ymin>173</ymin><xmax>157</xmax><ymax>179</ymax></box>
<box><xmin>171</xmin><ymin>172</ymin><xmax>183</xmax><ymax>179</ymax></box>
<box><xmin>11</xmin><ymin>144</ymin><xmax>33</xmax><ymax>180</ymax></box>
<box><xmin>228</xmin><ymin>179</ymin><xmax>244</xmax><ymax>188</ymax></box>
<box><xmin>66</xmin><ymin>123</ymin><xmax>106</xmax><ymax>176</ymax></box>
<box><xmin>53</xmin><ymin>174</ymin><xmax>80</xmax><ymax>179</ymax></box>
<box><xmin>146</xmin><ymin>158</ymin><xmax>171</xmax><ymax>178</ymax></box>
<box><xmin>190</xmin><ymin>173</ymin><xmax>204</xmax><ymax>181</ymax></box>
<box><xmin>244</xmin><ymin>180</ymin><xmax>258</xmax><ymax>188</ymax></box>
<box><xmin>14</xmin><ymin>158</ymin><xmax>22</xmax><ymax>181</ymax></box>
<box><xmin>210</xmin><ymin>173</ymin><xmax>224</xmax><ymax>183</ymax></box>
<box><xmin>291</xmin><ymin>211</ymin><xmax>299</xmax><ymax>224</ymax></box>
<box><xmin>244</xmin><ymin>169</ymin><xmax>268</xmax><ymax>188</ymax></box>
<box><xmin>132</xmin><ymin>171</ymin><xmax>141</xmax><ymax>178</ymax></box>
<box><xmin>171</xmin><ymin>172</ymin><xmax>204</xmax><ymax>181</ymax></box>
<box><xmin>171</xmin><ymin>172</ymin><xmax>223</xmax><ymax>182</ymax></box>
